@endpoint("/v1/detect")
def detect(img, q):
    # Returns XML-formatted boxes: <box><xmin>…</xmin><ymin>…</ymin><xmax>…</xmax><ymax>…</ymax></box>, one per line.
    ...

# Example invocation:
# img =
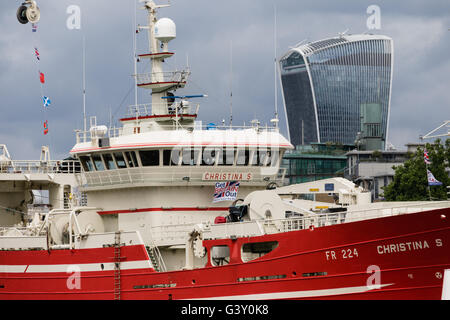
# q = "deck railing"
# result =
<box><xmin>124</xmin><ymin>103</ymin><xmax>200</xmax><ymax>118</ymax></box>
<box><xmin>125</xmin><ymin>103</ymin><xmax>164</xmax><ymax>117</ymax></box>
<box><xmin>135</xmin><ymin>70</ymin><xmax>190</xmax><ymax>86</ymax></box>
<box><xmin>74</xmin><ymin>123</ymin><xmax>280</xmax><ymax>144</ymax></box>
<box><xmin>261</xmin><ymin>201</ymin><xmax>450</xmax><ymax>234</ymax></box>
<box><xmin>2</xmin><ymin>200</ymin><xmax>448</xmax><ymax>249</ymax></box>
<box><xmin>148</xmin><ymin>200</ymin><xmax>450</xmax><ymax>246</ymax></box>
<box><xmin>0</xmin><ymin>160</ymin><xmax>81</xmax><ymax>174</ymax></box>
<box><xmin>75</xmin><ymin>167</ymin><xmax>286</xmax><ymax>188</ymax></box>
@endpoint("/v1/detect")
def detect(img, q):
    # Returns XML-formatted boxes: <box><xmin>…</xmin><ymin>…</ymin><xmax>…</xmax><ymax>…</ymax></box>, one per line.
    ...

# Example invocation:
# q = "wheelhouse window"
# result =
<box><xmin>103</xmin><ymin>153</ymin><xmax>116</xmax><ymax>170</ymax></box>
<box><xmin>182</xmin><ymin>148</ymin><xmax>200</xmax><ymax>166</ymax></box>
<box><xmin>163</xmin><ymin>149</ymin><xmax>179</xmax><ymax>166</ymax></box>
<box><xmin>79</xmin><ymin>156</ymin><xmax>94</xmax><ymax>172</ymax></box>
<box><xmin>124</xmin><ymin>151</ymin><xmax>138</xmax><ymax>168</ymax></box>
<box><xmin>139</xmin><ymin>150</ymin><xmax>160</xmax><ymax>166</ymax></box>
<box><xmin>114</xmin><ymin>152</ymin><xmax>127</xmax><ymax>169</ymax></box>
<box><xmin>92</xmin><ymin>155</ymin><xmax>105</xmax><ymax>171</ymax></box>
<box><xmin>264</xmin><ymin>150</ymin><xmax>280</xmax><ymax>167</ymax></box>
<box><xmin>236</xmin><ymin>148</ymin><xmax>250</xmax><ymax>166</ymax></box>
<box><xmin>201</xmin><ymin>147</ymin><xmax>218</xmax><ymax>166</ymax></box>
<box><xmin>259</xmin><ymin>150</ymin><xmax>272</xmax><ymax>166</ymax></box>
<box><xmin>263</xmin><ymin>150</ymin><xmax>272</xmax><ymax>167</ymax></box>
<box><xmin>218</xmin><ymin>148</ymin><xmax>235</xmax><ymax>166</ymax></box>
<box><xmin>251</xmin><ymin>149</ymin><xmax>270</xmax><ymax>166</ymax></box>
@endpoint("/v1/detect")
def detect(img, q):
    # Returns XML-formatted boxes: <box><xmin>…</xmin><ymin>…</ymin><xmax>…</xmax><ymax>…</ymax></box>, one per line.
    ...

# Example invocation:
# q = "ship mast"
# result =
<box><xmin>143</xmin><ymin>0</ymin><xmax>169</xmax><ymax>115</ymax></box>
<box><xmin>137</xmin><ymin>0</ymin><xmax>190</xmax><ymax>118</ymax></box>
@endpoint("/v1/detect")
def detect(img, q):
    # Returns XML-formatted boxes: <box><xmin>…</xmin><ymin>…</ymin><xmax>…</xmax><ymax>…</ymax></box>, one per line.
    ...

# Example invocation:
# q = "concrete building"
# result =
<box><xmin>345</xmin><ymin>149</ymin><xmax>409</xmax><ymax>200</ymax></box>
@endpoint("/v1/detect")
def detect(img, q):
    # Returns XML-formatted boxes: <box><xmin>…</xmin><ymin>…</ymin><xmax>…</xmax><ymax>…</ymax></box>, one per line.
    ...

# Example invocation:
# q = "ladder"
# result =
<box><xmin>113</xmin><ymin>232</ymin><xmax>122</xmax><ymax>300</ymax></box>
<box><xmin>146</xmin><ymin>245</ymin><xmax>167</xmax><ymax>272</ymax></box>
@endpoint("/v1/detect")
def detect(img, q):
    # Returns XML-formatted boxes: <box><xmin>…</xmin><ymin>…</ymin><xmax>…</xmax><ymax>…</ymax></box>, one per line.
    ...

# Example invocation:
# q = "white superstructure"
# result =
<box><xmin>66</xmin><ymin>0</ymin><xmax>293</xmax><ymax>270</ymax></box>
<box><xmin>0</xmin><ymin>144</ymin><xmax>80</xmax><ymax>227</ymax></box>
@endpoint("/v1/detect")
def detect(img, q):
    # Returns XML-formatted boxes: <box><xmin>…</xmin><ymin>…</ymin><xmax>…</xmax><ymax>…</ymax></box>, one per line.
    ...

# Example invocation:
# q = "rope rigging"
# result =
<box><xmin>16</xmin><ymin>1</ymin><xmax>51</xmax><ymax>136</ymax></box>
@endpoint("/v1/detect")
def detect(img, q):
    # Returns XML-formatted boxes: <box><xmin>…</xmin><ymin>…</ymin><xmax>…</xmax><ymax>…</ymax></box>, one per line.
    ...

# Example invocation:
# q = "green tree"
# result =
<box><xmin>372</xmin><ymin>150</ymin><xmax>382</xmax><ymax>161</ymax></box>
<box><xmin>383</xmin><ymin>139</ymin><xmax>450</xmax><ymax>201</ymax></box>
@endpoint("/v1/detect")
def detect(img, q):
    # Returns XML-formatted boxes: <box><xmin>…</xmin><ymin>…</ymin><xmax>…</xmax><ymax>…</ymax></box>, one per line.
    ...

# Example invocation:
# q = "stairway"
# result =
<box><xmin>146</xmin><ymin>245</ymin><xmax>167</xmax><ymax>272</ymax></box>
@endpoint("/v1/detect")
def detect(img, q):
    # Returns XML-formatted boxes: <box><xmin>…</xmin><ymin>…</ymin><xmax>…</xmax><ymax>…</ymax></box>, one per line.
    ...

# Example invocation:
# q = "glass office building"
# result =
<box><xmin>279</xmin><ymin>34</ymin><xmax>393</xmax><ymax>148</ymax></box>
<box><xmin>281</xmin><ymin>143</ymin><xmax>352</xmax><ymax>185</ymax></box>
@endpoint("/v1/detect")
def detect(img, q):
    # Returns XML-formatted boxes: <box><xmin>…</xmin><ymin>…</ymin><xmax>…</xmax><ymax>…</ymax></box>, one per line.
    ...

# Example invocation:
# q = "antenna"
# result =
<box><xmin>186</xmin><ymin>52</ymin><xmax>189</xmax><ymax>69</ymax></box>
<box><xmin>82</xmin><ymin>35</ymin><xmax>87</xmax><ymax>142</ymax></box>
<box><xmin>108</xmin><ymin>106</ymin><xmax>113</xmax><ymax>132</ymax></box>
<box><xmin>339</xmin><ymin>29</ymin><xmax>349</xmax><ymax>37</ymax></box>
<box><xmin>229</xmin><ymin>40</ymin><xmax>233</xmax><ymax>127</ymax></box>
<box><xmin>273</xmin><ymin>4</ymin><xmax>278</xmax><ymax>121</ymax></box>
<box><xmin>133</xmin><ymin>0</ymin><xmax>138</xmax><ymax>107</ymax></box>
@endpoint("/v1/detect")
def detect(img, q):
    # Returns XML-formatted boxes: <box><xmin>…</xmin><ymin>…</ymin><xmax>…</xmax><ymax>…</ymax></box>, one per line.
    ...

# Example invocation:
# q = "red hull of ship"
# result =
<box><xmin>1</xmin><ymin>208</ymin><xmax>449</xmax><ymax>300</ymax></box>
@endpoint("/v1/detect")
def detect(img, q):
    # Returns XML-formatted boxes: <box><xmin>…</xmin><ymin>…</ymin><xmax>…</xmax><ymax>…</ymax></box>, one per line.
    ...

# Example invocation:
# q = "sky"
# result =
<box><xmin>0</xmin><ymin>0</ymin><xmax>449</xmax><ymax>160</ymax></box>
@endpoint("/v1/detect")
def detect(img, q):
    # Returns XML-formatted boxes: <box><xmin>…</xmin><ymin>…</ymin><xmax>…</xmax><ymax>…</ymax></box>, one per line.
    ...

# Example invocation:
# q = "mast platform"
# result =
<box><xmin>135</xmin><ymin>71</ymin><xmax>189</xmax><ymax>92</ymax></box>
<box><xmin>138</xmin><ymin>52</ymin><xmax>174</xmax><ymax>60</ymax></box>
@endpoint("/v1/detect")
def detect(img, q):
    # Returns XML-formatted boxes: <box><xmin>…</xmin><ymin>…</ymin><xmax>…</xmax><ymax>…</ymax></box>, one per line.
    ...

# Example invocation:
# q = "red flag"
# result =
<box><xmin>39</xmin><ymin>72</ymin><xmax>45</xmax><ymax>84</ymax></box>
<box><xmin>43</xmin><ymin>120</ymin><xmax>49</xmax><ymax>135</ymax></box>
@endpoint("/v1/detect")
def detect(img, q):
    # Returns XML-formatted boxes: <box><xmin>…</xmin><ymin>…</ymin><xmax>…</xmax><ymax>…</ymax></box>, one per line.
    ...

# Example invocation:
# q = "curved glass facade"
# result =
<box><xmin>280</xmin><ymin>35</ymin><xmax>393</xmax><ymax>148</ymax></box>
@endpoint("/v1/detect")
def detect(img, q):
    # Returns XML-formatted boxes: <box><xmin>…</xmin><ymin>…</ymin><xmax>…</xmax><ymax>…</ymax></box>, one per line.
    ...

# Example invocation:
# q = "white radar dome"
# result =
<box><xmin>155</xmin><ymin>18</ymin><xmax>176</xmax><ymax>42</ymax></box>
<box><xmin>90</xmin><ymin>125</ymin><xmax>108</xmax><ymax>138</ymax></box>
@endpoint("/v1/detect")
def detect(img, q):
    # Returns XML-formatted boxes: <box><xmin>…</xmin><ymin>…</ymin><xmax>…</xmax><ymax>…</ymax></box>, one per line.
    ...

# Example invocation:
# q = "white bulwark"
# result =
<box><xmin>442</xmin><ymin>269</ymin><xmax>450</xmax><ymax>300</ymax></box>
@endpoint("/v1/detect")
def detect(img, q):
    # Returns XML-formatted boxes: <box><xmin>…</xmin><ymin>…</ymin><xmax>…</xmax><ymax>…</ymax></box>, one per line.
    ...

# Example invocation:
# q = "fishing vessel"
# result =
<box><xmin>1</xmin><ymin>1</ymin><xmax>450</xmax><ymax>300</ymax></box>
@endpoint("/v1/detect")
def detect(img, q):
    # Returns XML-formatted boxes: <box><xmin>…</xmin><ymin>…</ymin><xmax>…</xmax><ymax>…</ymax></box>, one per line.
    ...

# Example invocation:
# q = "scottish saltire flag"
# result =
<box><xmin>34</xmin><ymin>47</ymin><xmax>40</xmax><ymax>60</ymax></box>
<box><xmin>427</xmin><ymin>169</ymin><xmax>442</xmax><ymax>186</ymax></box>
<box><xmin>424</xmin><ymin>149</ymin><xmax>431</xmax><ymax>165</ymax></box>
<box><xmin>213</xmin><ymin>181</ymin><xmax>240</xmax><ymax>203</ymax></box>
<box><xmin>43</xmin><ymin>96</ymin><xmax>51</xmax><ymax>107</ymax></box>
<box><xmin>32</xmin><ymin>23</ymin><xmax>37</xmax><ymax>32</ymax></box>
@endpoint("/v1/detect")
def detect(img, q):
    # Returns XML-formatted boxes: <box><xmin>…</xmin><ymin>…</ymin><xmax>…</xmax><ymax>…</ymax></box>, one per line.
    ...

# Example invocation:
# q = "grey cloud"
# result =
<box><xmin>0</xmin><ymin>0</ymin><xmax>449</xmax><ymax>160</ymax></box>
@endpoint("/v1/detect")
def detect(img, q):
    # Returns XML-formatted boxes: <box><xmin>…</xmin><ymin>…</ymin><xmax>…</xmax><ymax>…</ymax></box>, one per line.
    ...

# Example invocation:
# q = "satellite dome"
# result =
<box><xmin>89</xmin><ymin>125</ymin><xmax>108</xmax><ymax>138</ymax></box>
<box><xmin>155</xmin><ymin>18</ymin><xmax>176</xmax><ymax>42</ymax></box>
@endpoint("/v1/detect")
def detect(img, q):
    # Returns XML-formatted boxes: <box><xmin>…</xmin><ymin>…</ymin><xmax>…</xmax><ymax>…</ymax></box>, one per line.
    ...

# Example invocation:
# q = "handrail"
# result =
<box><xmin>0</xmin><ymin>160</ymin><xmax>80</xmax><ymax>174</ymax></box>
<box><xmin>148</xmin><ymin>201</ymin><xmax>450</xmax><ymax>245</ymax></box>
<box><xmin>262</xmin><ymin>201</ymin><xmax>450</xmax><ymax>234</ymax></box>
<box><xmin>135</xmin><ymin>70</ymin><xmax>190</xmax><ymax>85</ymax></box>
<box><xmin>147</xmin><ymin>231</ymin><xmax>167</xmax><ymax>272</ymax></box>
<box><xmin>74</xmin><ymin>123</ymin><xmax>280</xmax><ymax>143</ymax></box>
<box><xmin>75</xmin><ymin>166</ymin><xmax>285</xmax><ymax>188</ymax></box>
<box><xmin>124</xmin><ymin>103</ymin><xmax>199</xmax><ymax>118</ymax></box>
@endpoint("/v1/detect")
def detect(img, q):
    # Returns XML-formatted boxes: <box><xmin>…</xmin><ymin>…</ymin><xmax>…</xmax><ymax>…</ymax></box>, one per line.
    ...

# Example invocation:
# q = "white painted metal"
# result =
<box><xmin>421</xmin><ymin>120</ymin><xmax>450</xmax><ymax>140</ymax></box>
<box><xmin>195</xmin><ymin>284</ymin><xmax>394</xmax><ymax>300</ymax></box>
<box><xmin>154</xmin><ymin>17</ymin><xmax>176</xmax><ymax>42</ymax></box>
<box><xmin>385</xmin><ymin>38</ymin><xmax>394</xmax><ymax>150</ymax></box>
<box><xmin>442</xmin><ymin>269</ymin><xmax>450</xmax><ymax>300</ymax></box>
